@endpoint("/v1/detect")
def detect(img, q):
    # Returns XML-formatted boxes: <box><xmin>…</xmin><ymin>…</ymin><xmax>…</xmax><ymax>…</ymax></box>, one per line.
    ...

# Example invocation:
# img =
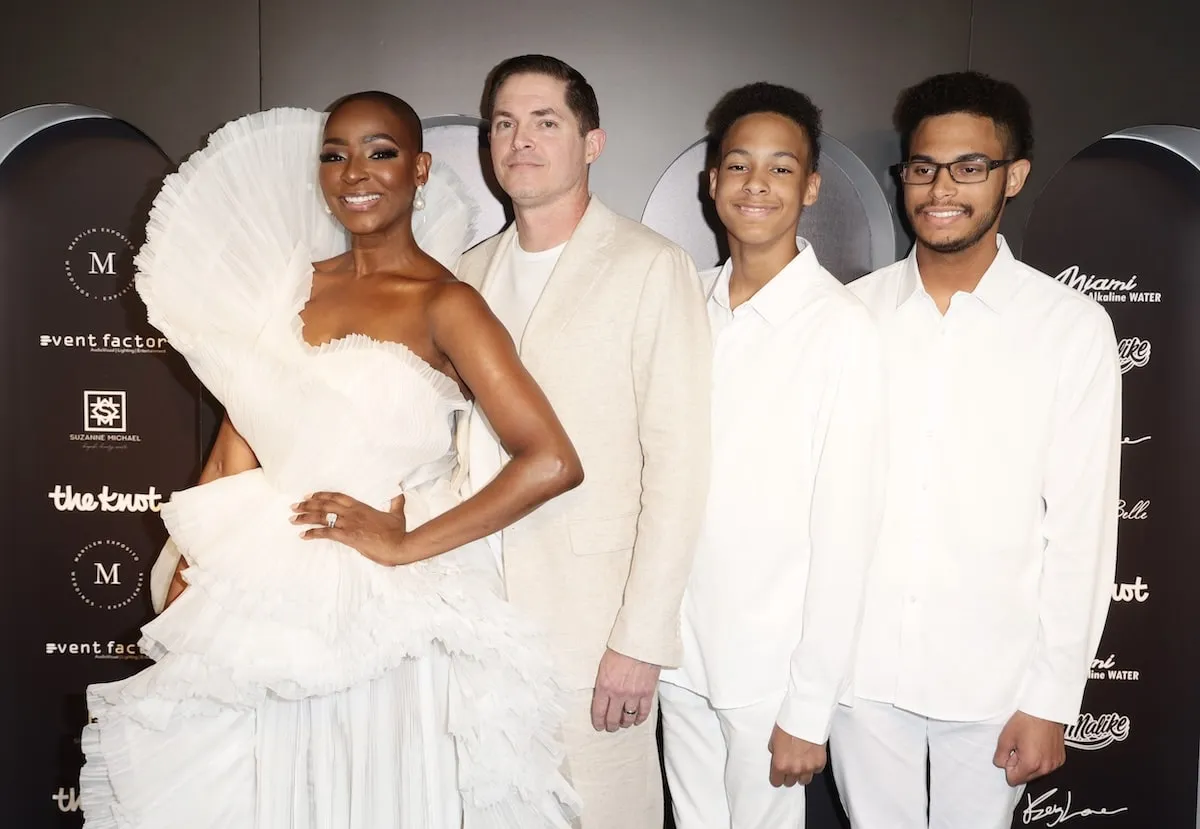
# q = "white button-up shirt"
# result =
<box><xmin>660</xmin><ymin>241</ymin><xmax>886</xmax><ymax>744</ymax></box>
<box><xmin>848</xmin><ymin>236</ymin><xmax>1121</xmax><ymax>724</ymax></box>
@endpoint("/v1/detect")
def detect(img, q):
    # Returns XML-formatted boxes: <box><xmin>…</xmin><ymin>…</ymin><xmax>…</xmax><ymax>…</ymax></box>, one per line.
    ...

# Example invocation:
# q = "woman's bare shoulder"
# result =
<box><xmin>425</xmin><ymin>274</ymin><xmax>508</xmax><ymax>357</ymax></box>
<box><xmin>426</xmin><ymin>276</ymin><xmax>490</xmax><ymax>322</ymax></box>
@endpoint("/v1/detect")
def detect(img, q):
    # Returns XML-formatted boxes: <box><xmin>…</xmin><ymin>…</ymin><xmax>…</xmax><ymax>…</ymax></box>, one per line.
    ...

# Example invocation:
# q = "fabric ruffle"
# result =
<box><xmin>133</xmin><ymin>106</ymin><xmax>477</xmax><ymax>381</ymax></box>
<box><xmin>84</xmin><ymin>471</ymin><xmax>578</xmax><ymax>828</ymax></box>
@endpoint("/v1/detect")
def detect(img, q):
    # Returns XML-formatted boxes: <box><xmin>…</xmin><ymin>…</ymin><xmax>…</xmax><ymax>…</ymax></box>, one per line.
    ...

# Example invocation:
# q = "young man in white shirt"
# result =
<box><xmin>832</xmin><ymin>71</ymin><xmax>1122</xmax><ymax>828</ymax></box>
<box><xmin>659</xmin><ymin>82</ymin><xmax>886</xmax><ymax>829</ymax></box>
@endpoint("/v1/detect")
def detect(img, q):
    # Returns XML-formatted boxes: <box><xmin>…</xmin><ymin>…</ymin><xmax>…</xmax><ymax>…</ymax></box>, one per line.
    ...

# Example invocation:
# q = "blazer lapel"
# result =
<box><xmin>520</xmin><ymin>196</ymin><xmax>616</xmax><ymax>359</ymax></box>
<box><xmin>474</xmin><ymin>224</ymin><xmax>519</xmax><ymax>296</ymax></box>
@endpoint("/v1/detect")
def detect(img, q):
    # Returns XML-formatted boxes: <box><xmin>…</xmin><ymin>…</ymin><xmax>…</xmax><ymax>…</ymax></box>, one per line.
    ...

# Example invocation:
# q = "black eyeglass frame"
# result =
<box><xmin>891</xmin><ymin>158</ymin><xmax>1015</xmax><ymax>185</ymax></box>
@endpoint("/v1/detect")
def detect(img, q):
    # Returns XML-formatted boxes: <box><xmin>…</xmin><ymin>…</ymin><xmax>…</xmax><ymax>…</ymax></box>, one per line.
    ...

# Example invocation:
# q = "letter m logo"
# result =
<box><xmin>94</xmin><ymin>562</ymin><xmax>121</xmax><ymax>585</ymax></box>
<box><xmin>88</xmin><ymin>251</ymin><xmax>116</xmax><ymax>275</ymax></box>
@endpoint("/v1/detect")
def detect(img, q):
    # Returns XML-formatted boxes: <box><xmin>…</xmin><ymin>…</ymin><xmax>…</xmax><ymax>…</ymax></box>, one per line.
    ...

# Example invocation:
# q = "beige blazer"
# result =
<box><xmin>456</xmin><ymin>197</ymin><xmax>711</xmax><ymax>690</ymax></box>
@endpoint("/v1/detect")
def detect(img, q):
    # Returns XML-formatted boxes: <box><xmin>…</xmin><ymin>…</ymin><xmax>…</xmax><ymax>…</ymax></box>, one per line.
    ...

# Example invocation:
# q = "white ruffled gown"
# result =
<box><xmin>79</xmin><ymin>108</ymin><xmax>578</xmax><ymax>829</ymax></box>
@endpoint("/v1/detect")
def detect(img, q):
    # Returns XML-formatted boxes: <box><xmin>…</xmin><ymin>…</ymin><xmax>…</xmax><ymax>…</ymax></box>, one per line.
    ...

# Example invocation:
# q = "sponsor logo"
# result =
<box><xmin>83</xmin><ymin>390</ymin><xmax>125</xmax><ymax>432</ymax></box>
<box><xmin>65</xmin><ymin>227</ymin><xmax>135</xmax><ymax>301</ymax></box>
<box><xmin>1118</xmin><ymin>498</ymin><xmax>1149</xmax><ymax>520</ymax></box>
<box><xmin>51</xmin><ymin>787</ymin><xmax>80</xmax><ymax>813</ymax></box>
<box><xmin>1116</xmin><ymin>336</ymin><xmax>1151</xmax><ymax>374</ymax></box>
<box><xmin>69</xmin><ymin>390</ymin><xmax>143</xmax><ymax>450</ymax></box>
<box><xmin>70</xmin><ymin>539</ymin><xmax>143</xmax><ymax>610</ymax></box>
<box><xmin>1054</xmin><ymin>265</ymin><xmax>1162</xmax><ymax>304</ymax></box>
<box><xmin>1088</xmin><ymin>653</ymin><xmax>1140</xmax><ymax>682</ymax></box>
<box><xmin>48</xmin><ymin>484</ymin><xmax>163</xmax><ymax>513</ymax></box>
<box><xmin>44</xmin><ymin>639</ymin><xmax>146</xmax><ymax>660</ymax></box>
<box><xmin>1121</xmin><ymin>435</ymin><xmax>1151</xmax><ymax>446</ymax></box>
<box><xmin>1064</xmin><ymin>711</ymin><xmax>1131</xmax><ymax>751</ymax></box>
<box><xmin>1022</xmin><ymin>788</ymin><xmax>1129</xmax><ymax>825</ymax></box>
<box><xmin>1111</xmin><ymin>576</ymin><xmax>1149</xmax><ymax>603</ymax></box>
<box><xmin>39</xmin><ymin>331</ymin><xmax>167</xmax><ymax>355</ymax></box>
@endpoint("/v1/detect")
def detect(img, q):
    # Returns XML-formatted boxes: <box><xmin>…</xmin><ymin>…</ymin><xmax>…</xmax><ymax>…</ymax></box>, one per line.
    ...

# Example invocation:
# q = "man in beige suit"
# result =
<box><xmin>455</xmin><ymin>54</ymin><xmax>711</xmax><ymax>829</ymax></box>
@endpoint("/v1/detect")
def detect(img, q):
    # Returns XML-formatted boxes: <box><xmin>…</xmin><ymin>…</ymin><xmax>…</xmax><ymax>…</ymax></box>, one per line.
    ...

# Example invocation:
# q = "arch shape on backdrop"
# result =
<box><xmin>1104</xmin><ymin>125</ymin><xmax>1200</xmax><ymax>174</ymax></box>
<box><xmin>639</xmin><ymin>133</ymin><xmax>895</xmax><ymax>282</ymax></box>
<box><xmin>0</xmin><ymin>103</ymin><xmax>200</xmax><ymax>827</ymax></box>
<box><xmin>1020</xmin><ymin>124</ymin><xmax>1200</xmax><ymax>829</ymax></box>
<box><xmin>420</xmin><ymin>114</ymin><xmax>511</xmax><ymax>250</ymax></box>
<box><xmin>0</xmin><ymin>103</ymin><xmax>114</xmax><ymax>165</ymax></box>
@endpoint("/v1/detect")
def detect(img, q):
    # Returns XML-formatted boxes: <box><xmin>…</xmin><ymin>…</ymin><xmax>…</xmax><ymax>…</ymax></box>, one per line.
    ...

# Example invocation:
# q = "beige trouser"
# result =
<box><xmin>560</xmin><ymin>689</ymin><xmax>664</xmax><ymax>829</ymax></box>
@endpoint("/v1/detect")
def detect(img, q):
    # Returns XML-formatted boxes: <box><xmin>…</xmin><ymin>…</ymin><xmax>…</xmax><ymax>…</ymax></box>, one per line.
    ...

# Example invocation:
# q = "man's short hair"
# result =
<box><xmin>893</xmin><ymin>71</ymin><xmax>1034</xmax><ymax>161</ymax></box>
<box><xmin>482</xmin><ymin>54</ymin><xmax>600</xmax><ymax>134</ymax></box>
<box><xmin>706</xmin><ymin>82</ymin><xmax>823</xmax><ymax>172</ymax></box>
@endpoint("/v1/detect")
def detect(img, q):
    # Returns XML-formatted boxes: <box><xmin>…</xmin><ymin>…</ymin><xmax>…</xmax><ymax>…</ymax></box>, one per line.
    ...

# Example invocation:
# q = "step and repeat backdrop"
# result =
<box><xmin>0</xmin><ymin>106</ymin><xmax>203</xmax><ymax>827</ymax></box>
<box><xmin>1</xmin><ymin>104</ymin><xmax>1197</xmax><ymax>828</ymax></box>
<box><xmin>1018</xmin><ymin>126</ymin><xmax>1200</xmax><ymax>829</ymax></box>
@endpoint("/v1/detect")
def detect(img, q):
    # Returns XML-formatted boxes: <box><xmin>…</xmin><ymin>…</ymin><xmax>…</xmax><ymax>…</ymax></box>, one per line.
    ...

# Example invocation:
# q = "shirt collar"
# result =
<box><xmin>895</xmin><ymin>235</ymin><xmax>1020</xmax><ymax>314</ymax></box>
<box><xmin>708</xmin><ymin>238</ymin><xmax>817</xmax><ymax>326</ymax></box>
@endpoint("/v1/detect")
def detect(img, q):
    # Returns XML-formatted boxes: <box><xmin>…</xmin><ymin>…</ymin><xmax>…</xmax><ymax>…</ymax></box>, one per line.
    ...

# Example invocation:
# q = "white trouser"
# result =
<box><xmin>660</xmin><ymin>681</ymin><xmax>806</xmax><ymax>829</ymax></box>
<box><xmin>830</xmin><ymin>698</ymin><xmax>1024</xmax><ymax>829</ymax></box>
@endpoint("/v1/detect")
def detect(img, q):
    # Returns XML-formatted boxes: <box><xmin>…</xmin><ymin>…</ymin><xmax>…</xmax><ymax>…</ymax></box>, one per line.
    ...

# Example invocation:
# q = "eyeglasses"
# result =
<box><xmin>893</xmin><ymin>158</ymin><xmax>1014</xmax><ymax>185</ymax></box>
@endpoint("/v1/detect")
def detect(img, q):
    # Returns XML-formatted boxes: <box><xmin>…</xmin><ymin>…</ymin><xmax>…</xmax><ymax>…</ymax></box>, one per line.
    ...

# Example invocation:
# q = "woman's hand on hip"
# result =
<box><xmin>291</xmin><ymin>491</ymin><xmax>412</xmax><ymax>565</ymax></box>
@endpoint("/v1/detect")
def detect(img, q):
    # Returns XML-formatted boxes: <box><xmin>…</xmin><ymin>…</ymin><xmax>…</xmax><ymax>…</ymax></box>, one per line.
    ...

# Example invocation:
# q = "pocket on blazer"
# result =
<box><xmin>567</xmin><ymin>513</ymin><xmax>639</xmax><ymax>556</ymax></box>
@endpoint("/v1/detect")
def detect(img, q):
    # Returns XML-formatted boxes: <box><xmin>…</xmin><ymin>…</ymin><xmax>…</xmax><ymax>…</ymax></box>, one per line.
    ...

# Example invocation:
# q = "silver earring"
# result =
<box><xmin>413</xmin><ymin>185</ymin><xmax>426</xmax><ymax>211</ymax></box>
<box><xmin>322</xmin><ymin>202</ymin><xmax>332</xmax><ymax>216</ymax></box>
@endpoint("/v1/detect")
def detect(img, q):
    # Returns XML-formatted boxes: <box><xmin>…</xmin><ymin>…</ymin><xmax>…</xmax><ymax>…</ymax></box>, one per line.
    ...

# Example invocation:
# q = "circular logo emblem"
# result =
<box><xmin>71</xmin><ymin>539</ymin><xmax>143</xmax><ymax>610</ymax></box>
<box><xmin>64</xmin><ymin>228</ymin><xmax>135</xmax><ymax>301</ymax></box>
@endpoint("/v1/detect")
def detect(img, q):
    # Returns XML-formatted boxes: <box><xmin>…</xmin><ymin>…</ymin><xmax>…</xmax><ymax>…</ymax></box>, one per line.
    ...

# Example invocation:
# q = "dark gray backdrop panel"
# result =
<box><xmin>1020</xmin><ymin>126</ymin><xmax>1200</xmax><ymax>829</ymax></box>
<box><xmin>261</xmin><ymin>0</ymin><xmax>971</xmax><ymax>256</ymax></box>
<box><xmin>0</xmin><ymin>111</ymin><xmax>202</xmax><ymax>827</ymax></box>
<box><xmin>0</xmin><ymin>1</ymin><xmax>259</xmax><ymax>163</ymax></box>
<box><xmin>969</xmin><ymin>0</ymin><xmax>1200</xmax><ymax>254</ymax></box>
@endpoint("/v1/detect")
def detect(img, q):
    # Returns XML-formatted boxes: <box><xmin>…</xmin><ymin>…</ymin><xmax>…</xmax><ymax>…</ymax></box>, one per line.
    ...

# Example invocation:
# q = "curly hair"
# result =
<box><xmin>483</xmin><ymin>55</ymin><xmax>600</xmax><ymax>135</ymax></box>
<box><xmin>705</xmin><ymin>82</ymin><xmax>822</xmax><ymax>172</ymax></box>
<box><xmin>893</xmin><ymin>71</ymin><xmax>1033</xmax><ymax>161</ymax></box>
<box><xmin>327</xmin><ymin>90</ymin><xmax>423</xmax><ymax>153</ymax></box>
